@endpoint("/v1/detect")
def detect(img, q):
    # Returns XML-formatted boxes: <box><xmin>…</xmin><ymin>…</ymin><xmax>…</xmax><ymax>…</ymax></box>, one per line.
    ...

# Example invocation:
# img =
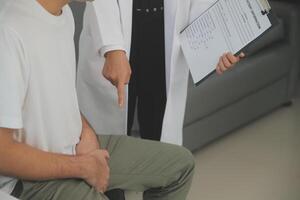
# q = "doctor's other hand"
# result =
<box><xmin>216</xmin><ymin>52</ymin><xmax>245</xmax><ymax>75</ymax></box>
<box><xmin>103</xmin><ymin>50</ymin><xmax>132</xmax><ymax>108</ymax></box>
<box><xmin>80</xmin><ymin>149</ymin><xmax>110</xmax><ymax>193</ymax></box>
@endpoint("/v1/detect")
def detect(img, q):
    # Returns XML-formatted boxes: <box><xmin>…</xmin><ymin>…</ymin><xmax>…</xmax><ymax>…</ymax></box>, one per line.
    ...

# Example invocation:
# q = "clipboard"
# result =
<box><xmin>180</xmin><ymin>0</ymin><xmax>278</xmax><ymax>86</ymax></box>
<box><xmin>237</xmin><ymin>0</ymin><xmax>279</xmax><ymax>56</ymax></box>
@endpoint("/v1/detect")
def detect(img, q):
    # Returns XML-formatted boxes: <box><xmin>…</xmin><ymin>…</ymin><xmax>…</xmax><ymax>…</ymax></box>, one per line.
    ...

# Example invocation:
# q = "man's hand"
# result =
<box><xmin>102</xmin><ymin>50</ymin><xmax>132</xmax><ymax>108</ymax></box>
<box><xmin>216</xmin><ymin>52</ymin><xmax>245</xmax><ymax>75</ymax></box>
<box><xmin>76</xmin><ymin>115</ymin><xmax>110</xmax><ymax>192</ymax></box>
<box><xmin>81</xmin><ymin>149</ymin><xmax>110</xmax><ymax>193</ymax></box>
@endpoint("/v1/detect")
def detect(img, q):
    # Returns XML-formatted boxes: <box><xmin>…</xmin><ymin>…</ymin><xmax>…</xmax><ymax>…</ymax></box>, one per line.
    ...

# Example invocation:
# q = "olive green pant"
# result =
<box><xmin>16</xmin><ymin>136</ymin><xmax>195</xmax><ymax>200</ymax></box>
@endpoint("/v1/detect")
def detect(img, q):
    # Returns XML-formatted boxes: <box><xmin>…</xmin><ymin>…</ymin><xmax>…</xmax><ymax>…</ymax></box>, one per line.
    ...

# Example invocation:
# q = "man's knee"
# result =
<box><xmin>175</xmin><ymin>146</ymin><xmax>196</xmax><ymax>172</ymax></box>
<box><xmin>156</xmin><ymin>144</ymin><xmax>195</xmax><ymax>189</ymax></box>
<box><xmin>160</xmin><ymin>143</ymin><xmax>195</xmax><ymax>173</ymax></box>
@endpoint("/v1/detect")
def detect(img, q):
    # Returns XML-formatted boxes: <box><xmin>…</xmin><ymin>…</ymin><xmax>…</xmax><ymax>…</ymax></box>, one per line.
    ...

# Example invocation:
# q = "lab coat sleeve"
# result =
<box><xmin>100</xmin><ymin>45</ymin><xmax>126</xmax><ymax>57</ymax></box>
<box><xmin>90</xmin><ymin>0</ymin><xmax>126</xmax><ymax>56</ymax></box>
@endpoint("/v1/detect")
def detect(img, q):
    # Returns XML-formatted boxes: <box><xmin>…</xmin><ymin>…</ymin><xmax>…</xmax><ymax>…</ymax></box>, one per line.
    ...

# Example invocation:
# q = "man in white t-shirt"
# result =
<box><xmin>0</xmin><ymin>0</ymin><xmax>195</xmax><ymax>199</ymax></box>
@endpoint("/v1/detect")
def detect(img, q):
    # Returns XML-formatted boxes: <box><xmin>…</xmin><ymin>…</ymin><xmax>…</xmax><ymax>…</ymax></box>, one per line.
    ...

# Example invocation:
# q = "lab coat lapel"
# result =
<box><xmin>164</xmin><ymin>0</ymin><xmax>178</xmax><ymax>92</ymax></box>
<box><xmin>161</xmin><ymin>0</ymin><xmax>191</xmax><ymax>145</ymax></box>
<box><xmin>118</xmin><ymin>0</ymin><xmax>133</xmax><ymax>54</ymax></box>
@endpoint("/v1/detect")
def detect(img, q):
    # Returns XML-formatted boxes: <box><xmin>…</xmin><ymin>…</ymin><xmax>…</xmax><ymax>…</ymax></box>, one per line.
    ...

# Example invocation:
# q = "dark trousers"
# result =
<box><xmin>127</xmin><ymin>0</ymin><xmax>166</xmax><ymax>141</ymax></box>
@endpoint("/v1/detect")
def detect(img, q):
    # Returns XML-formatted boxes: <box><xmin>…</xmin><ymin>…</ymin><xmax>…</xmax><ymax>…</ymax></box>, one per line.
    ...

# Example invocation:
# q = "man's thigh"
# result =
<box><xmin>19</xmin><ymin>179</ymin><xmax>108</xmax><ymax>200</ymax></box>
<box><xmin>98</xmin><ymin>135</ymin><xmax>194</xmax><ymax>191</ymax></box>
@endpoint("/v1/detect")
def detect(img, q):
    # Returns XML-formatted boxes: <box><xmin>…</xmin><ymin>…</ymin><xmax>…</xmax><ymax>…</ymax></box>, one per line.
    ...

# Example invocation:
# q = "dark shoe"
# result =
<box><xmin>105</xmin><ymin>189</ymin><xmax>126</xmax><ymax>200</ymax></box>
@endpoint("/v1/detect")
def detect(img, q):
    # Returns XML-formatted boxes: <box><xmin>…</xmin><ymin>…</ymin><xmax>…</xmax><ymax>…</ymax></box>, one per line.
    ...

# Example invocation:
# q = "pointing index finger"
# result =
<box><xmin>117</xmin><ymin>81</ymin><xmax>125</xmax><ymax>108</ymax></box>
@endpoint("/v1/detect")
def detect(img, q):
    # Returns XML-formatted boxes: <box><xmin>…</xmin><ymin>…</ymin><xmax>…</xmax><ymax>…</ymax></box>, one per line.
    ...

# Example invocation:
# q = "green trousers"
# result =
<box><xmin>16</xmin><ymin>136</ymin><xmax>195</xmax><ymax>200</ymax></box>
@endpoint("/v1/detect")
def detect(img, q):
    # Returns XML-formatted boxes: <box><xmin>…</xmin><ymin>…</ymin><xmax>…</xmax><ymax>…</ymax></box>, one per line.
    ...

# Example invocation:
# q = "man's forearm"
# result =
<box><xmin>77</xmin><ymin>114</ymin><xmax>100</xmax><ymax>155</ymax></box>
<box><xmin>81</xmin><ymin>114</ymin><xmax>92</xmax><ymax>130</ymax></box>
<box><xmin>0</xmin><ymin>138</ymin><xmax>86</xmax><ymax>181</ymax></box>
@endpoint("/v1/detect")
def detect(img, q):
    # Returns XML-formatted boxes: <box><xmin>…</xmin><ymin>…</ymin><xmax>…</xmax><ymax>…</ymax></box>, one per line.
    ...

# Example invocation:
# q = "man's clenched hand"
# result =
<box><xmin>76</xmin><ymin>115</ymin><xmax>109</xmax><ymax>193</ymax></box>
<box><xmin>102</xmin><ymin>50</ymin><xmax>132</xmax><ymax>108</ymax></box>
<box><xmin>80</xmin><ymin>149</ymin><xmax>110</xmax><ymax>193</ymax></box>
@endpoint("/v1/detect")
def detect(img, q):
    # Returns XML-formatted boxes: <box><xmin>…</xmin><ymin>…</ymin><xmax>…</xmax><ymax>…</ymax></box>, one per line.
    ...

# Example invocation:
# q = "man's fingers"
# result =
<box><xmin>117</xmin><ymin>82</ymin><xmax>125</xmax><ymax>108</ymax></box>
<box><xmin>101</xmin><ymin>150</ymin><xmax>110</xmax><ymax>161</ymax></box>
<box><xmin>102</xmin><ymin>183</ymin><xmax>108</xmax><ymax>193</ymax></box>
<box><xmin>96</xmin><ymin>185</ymin><xmax>107</xmax><ymax>194</ymax></box>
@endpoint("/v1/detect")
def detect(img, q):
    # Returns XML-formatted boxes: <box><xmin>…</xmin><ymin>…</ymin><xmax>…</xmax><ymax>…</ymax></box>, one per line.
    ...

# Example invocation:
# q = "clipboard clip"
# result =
<box><xmin>257</xmin><ymin>0</ymin><xmax>272</xmax><ymax>15</ymax></box>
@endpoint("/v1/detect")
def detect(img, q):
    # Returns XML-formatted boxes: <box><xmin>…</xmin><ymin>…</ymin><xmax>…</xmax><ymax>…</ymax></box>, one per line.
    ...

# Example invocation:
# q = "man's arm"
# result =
<box><xmin>0</xmin><ymin>128</ymin><xmax>85</xmax><ymax>180</ymax></box>
<box><xmin>0</xmin><ymin>128</ymin><xmax>109</xmax><ymax>192</ymax></box>
<box><xmin>76</xmin><ymin>114</ymin><xmax>100</xmax><ymax>155</ymax></box>
<box><xmin>77</xmin><ymin>115</ymin><xmax>110</xmax><ymax>192</ymax></box>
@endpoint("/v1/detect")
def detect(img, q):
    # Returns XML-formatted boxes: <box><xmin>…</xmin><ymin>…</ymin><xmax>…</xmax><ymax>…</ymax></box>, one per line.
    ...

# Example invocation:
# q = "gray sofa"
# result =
<box><xmin>183</xmin><ymin>1</ymin><xmax>300</xmax><ymax>151</ymax></box>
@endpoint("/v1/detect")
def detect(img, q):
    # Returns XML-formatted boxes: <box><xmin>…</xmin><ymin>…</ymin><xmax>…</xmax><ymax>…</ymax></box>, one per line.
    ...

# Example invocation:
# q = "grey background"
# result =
<box><xmin>69</xmin><ymin>2</ymin><xmax>86</xmax><ymax>62</ymax></box>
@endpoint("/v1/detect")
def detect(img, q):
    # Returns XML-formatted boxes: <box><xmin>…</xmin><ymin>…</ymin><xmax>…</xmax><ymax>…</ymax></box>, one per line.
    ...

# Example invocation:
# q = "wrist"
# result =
<box><xmin>71</xmin><ymin>155</ymin><xmax>90</xmax><ymax>179</ymax></box>
<box><xmin>105</xmin><ymin>50</ymin><xmax>126</xmax><ymax>58</ymax></box>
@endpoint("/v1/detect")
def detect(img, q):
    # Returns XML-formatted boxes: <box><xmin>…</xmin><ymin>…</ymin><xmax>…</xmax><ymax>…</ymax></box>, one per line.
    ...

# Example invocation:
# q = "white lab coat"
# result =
<box><xmin>77</xmin><ymin>0</ymin><xmax>215</xmax><ymax>145</ymax></box>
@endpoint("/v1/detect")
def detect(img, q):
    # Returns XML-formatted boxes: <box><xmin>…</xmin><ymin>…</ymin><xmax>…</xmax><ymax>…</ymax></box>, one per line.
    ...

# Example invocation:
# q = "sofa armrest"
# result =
<box><xmin>271</xmin><ymin>1</ymin><xmax>300</xmax><ymax>52</ymax></box>
<box><xmin>271</xmin><ymin>1</ymin><xmax>300</xmax><ymax>95</ymax></box>
<box><xmin>243</xmin><ymin>1</ymin><xmax>300</xmax><ymax>57</ymax></box>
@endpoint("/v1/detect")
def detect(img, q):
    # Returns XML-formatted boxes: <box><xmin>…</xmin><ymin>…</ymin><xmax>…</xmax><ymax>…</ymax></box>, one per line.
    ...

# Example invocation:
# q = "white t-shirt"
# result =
<box><xmin>0</xmin><ymin>0</ymin><xmax>82</xmax><ymax>194</ymax></box>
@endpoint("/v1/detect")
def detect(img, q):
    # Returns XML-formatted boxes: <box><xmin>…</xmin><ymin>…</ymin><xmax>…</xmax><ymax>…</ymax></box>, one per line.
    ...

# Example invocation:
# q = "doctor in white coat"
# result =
<box><xmin>77</xmin><ymin>0</ymin><xmax>244</xmax><ymax>145</ymax></box>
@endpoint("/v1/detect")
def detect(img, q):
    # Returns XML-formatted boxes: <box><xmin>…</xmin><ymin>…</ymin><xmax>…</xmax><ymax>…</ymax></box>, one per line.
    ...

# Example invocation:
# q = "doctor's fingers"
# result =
<box><xmin>239</xmin><ymin>52</ymin><xmax>246</xmax><ymax>59</ymax></box>
<box><xmin>126</xmin><ymin>71</ymin><xmax>131</xmax><ymax>84</ymax></box>
<box><xmin>217</xmin><ymin>57</ymin><xmax>227</xmax><ymax>73</ymax></box>
<box><xmin>222</xmin><ymin>53</ymin><xmax>234</xmax><ymax>68</ymax></box>
<box><xmin>111</xmin><ymin>77</ymin><xmax>129</xmax><ymax>88</ymax></box>
<box><xmin>117</xmin><ymin>82</ymin><xmax>126</xmax><ymax>108</ymax></box>
<box><xmin>216</xmin><ymin>65</ymin><xmax>223</xmax><ymax>75</ymax></box>
<box><xmin>121</xmin><ymin>73</ymin><xmax>131</xmax><ymax>85</ymax></box>
<box><xmin>102</xmin><ymin>69</ymin><xmax>113</xmax><ymax>83</ymax></box>
<box><xmin>226</xmin><ymin>53</ymin><xmax>240</xmax><ymax>64</ymax></box>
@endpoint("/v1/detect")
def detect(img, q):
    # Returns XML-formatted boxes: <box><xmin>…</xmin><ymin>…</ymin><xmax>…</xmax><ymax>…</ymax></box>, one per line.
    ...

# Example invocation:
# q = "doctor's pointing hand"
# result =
<box><xmin>77</xmin><ymin>0</ymin><xmax>244</xmax><ymax>145</ymax></box>
<box><xmin>102</xmin><ymin>50</ymin><xmax>131</xmax><ymax>108</ymax></box>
